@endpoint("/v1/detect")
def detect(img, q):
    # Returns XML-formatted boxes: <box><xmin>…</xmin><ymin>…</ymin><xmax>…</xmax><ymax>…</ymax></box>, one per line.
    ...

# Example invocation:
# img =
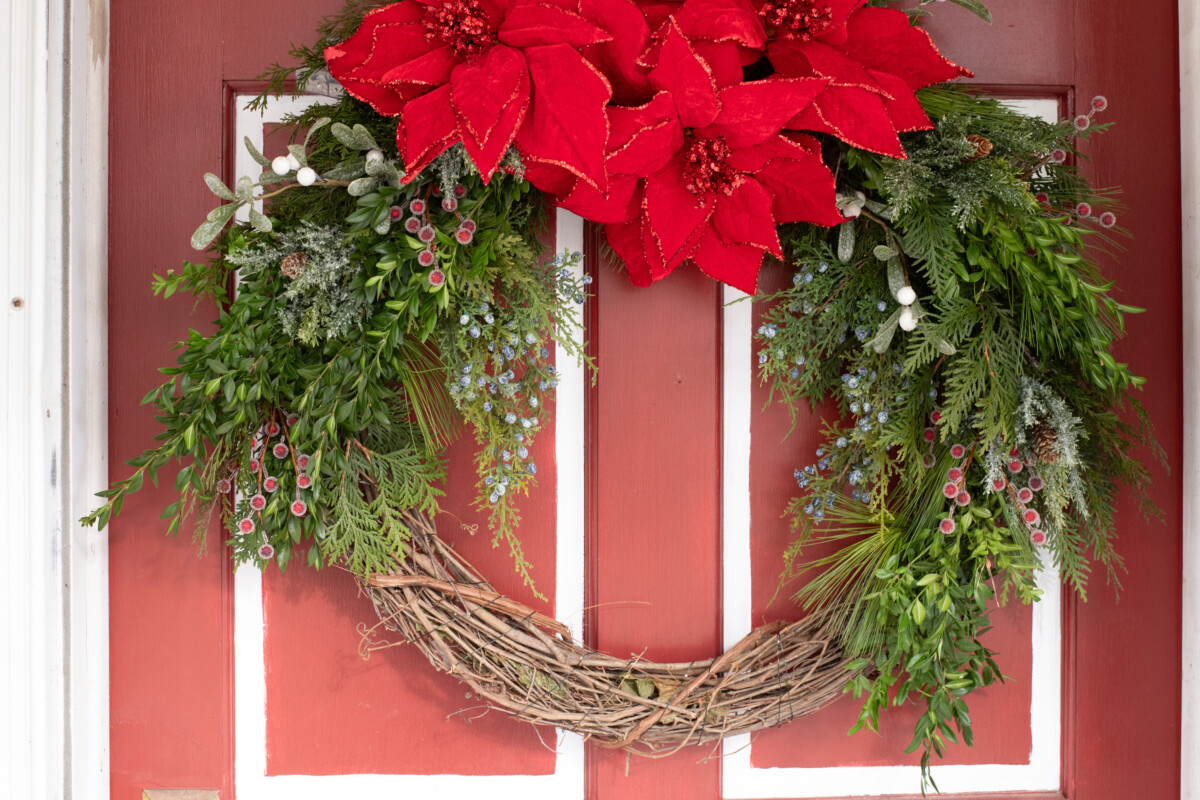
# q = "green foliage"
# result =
<box><xmin>758</xmin><ymin>87</ymin><xmax>1158</xmax><ymax>784</ymax></box>
<box><xmin>83</xmin><ymin>88</ymin><xmax>584</xmax><ymax>588</ymax></box>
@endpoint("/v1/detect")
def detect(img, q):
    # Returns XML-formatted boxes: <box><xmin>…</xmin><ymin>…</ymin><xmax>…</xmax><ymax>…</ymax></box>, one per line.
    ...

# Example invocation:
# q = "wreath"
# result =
<box><xmin>85</xmin><ymin>0</ymin><xmax>1160</xmax><ymax>788</ymax></box>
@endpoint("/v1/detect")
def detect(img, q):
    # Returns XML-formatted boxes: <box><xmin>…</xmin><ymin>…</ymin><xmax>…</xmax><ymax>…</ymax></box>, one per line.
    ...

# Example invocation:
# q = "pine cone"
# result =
<box><xmin>1030</xmin><ymin>422</ymin><xmax>1059</xmax><ymax>465</ymax></box>
<box><xmin>966</xmin><ymin>134</ymin><xmax>994</xmax><ymax>161</ymax></box>
<box><xmin>280</xmin><ymin>251</ymin><xmax>309</xmax><ymax>279</ymax></box>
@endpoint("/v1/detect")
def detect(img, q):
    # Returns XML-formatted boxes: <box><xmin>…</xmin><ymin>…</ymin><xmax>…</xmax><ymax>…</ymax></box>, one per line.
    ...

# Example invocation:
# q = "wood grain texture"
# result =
<box><xmin>586</xmin><ymin>257</ymin><xmax>723</xmax><ymax>798</ymax></box>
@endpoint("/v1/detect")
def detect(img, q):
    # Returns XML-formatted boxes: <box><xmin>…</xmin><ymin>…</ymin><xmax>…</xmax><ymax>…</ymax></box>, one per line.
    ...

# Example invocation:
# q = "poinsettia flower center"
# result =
<box><xmin>758</xmin><ymin>0</ymin><xmax>835</xmax><ymax>41</ymax></box>
<box><xmin>423</xmin><ymin>0</ymin><xmax>498</xmax><ymax>59</ymax></box>
<box><xmin>682</xmin><ymin>134</ymin><xmax>739</xmax><ymax>198</ymax></box>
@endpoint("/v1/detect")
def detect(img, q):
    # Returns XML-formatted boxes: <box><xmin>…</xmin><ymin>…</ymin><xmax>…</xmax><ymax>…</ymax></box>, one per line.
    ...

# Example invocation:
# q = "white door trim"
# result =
<box><xmin>2</xmin><ymin>0</ymin><xmax>110</xmax><ymax>799</ymax></box>
<box><xmin>1179</xmin><ymin>2</ymin><xmax>1199</xmax><ymax>798</ymax></box>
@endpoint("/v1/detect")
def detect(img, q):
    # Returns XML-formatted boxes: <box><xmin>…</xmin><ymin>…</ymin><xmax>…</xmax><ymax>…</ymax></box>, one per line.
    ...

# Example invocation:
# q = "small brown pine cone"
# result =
<box><xmin>966</xmin><ymin>134</ymin><xmax>994</xmax><ymax>161</ymax></box>
<box><xmin>280</xmin><ymin>251</ymin><xmax>309</xmax><ymax>279</ymax></box>
<box><xmin>1030</xmin><ymin>422</ymin><xmax>1059</xmax><ymax>465</ymax></box>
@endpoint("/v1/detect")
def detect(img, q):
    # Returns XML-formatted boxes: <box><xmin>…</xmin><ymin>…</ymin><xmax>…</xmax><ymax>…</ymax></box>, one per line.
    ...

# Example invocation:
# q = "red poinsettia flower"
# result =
<box><xmin>324</xmin><ymin>0</ymin><xmax>614</xmax><ymax>187</ymax></box>
<box><xmin>758</xmin><ymin>1</ymin><xmax>972</xmax><ymax>157</ymax></box>
<box><xmin>549</xmin><ymin>19</ymin><xmax>842</xmax><ymax>294</ymax></box>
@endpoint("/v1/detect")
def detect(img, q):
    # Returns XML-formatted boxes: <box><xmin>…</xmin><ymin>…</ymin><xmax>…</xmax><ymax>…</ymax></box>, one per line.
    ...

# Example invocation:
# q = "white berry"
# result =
<box><xmin>899</xmin><ymin>307</ymin><xmax>918</xmax><ymax>331</ymax></box>
<box><xmin>287</xmin><ymin>153</ymin><xmax>302</xmax><ymax>172</ymax></box>
<box><xmin>271</xmin><ymin>156</ymin><xmax>291</xmax><ymax>175</ymax></box>
<box><xmin>365</xmin><ymin>149</ymin><xmax>384</xmax><ymax>163</ymax></box>
<box><xmin>897</xmin><ymin>286</ymin><xmax>917</xmax><ymax>306</ymax></box>
<box><xmin>296</xmin><ymin>167</ymin><xmax>318</xmax><ymax>186</ymax></box>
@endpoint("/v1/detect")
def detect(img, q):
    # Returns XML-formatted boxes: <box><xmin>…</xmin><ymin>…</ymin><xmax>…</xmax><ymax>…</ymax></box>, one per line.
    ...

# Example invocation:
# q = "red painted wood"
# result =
<box><xmin>108</xmin><ymin>0</ymin><xmax>1181</xmax><ymax>798</ymax></box>
<box><xmin>586</xmin><ymin>259</ymin><xmax>723</xmax><ymax>799</ymax></box>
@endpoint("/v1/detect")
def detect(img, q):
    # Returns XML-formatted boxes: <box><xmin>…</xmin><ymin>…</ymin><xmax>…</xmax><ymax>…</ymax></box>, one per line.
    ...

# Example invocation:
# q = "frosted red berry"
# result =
<box><xmin>1075</xmin><ymin>202</ymin><xmax>1093</xmax><ymax>217</ymax></box>
<box><xmin>1031</xmin><ymin>530</ymin><xmax>1047</xmax><ymax>545</ymax></box>
<box><xmin>297</xmin><ymin>474</ymin><xmax>312</xmax><ymax>490</ymax></box>
<box><xmin>1009</xmin><ymin>459</ymin><xmax>1024</xmax><ymax>473</ymax></box>
<box><xmin>992</xmin><ymin>477</ymin><xmax>1007</xmax><ymax>491</ymax></box>
<box><xmin>273</xmin><ymin>442</ymin><xmax>289</xmax><ymax>459</ymax></box>
<box><xmin>418</xmin><ymin>225</ymin><xmax>436</xmax><ymax>243</ymax></box>
<box><xmin>291</xmin><ymin>499</ymin><xmax>308</xmax><ymax>517</ymax></box>
<box><xmin>258</xmin><ymin>543</ymin><xmax>276</xmax><ymax>560</ymax></box>
<box><xmin>217</xmin><ymin>478</ymin><xmax>232</xmax><ymax>494</ymax></box>
<box><xmin>250</xmin><ymin>493</ymin><xmax>267</xmax><ymax>511</ymax></box>
<box><xmin>389</xmin><ymin>206</ymin><xmax>403</xmax><ymax>220</ymax></box>
<box><xmin>417</xmin><ymin>249</ymin><xmax>436</xmax><ymax>267</ymax></box>
<box><xmin>267</xmin><ymin>421</ymin><xmax>280</xmax><ymax>436</ymax></box>
<box><xmin>410</xmin><ymin>199</ymin><xmax>426</xmax><ymax>215</ymax></box>
<box><xmin>263</xmin><ymin>476</ymin><xmax>279</xmax><ymax>493</ymax></box>
<box><xmin>1092</xmin><ymin>95</ymin><xmax>1108</xmax><ymax>112</ymax></box>
<box><xmin>1017</xmin><ymin>487</ymin><xmax>1034</xmax><ymax>504</ymax></box>
<box><xmin>441</xmin><ymin>197</ymin><xmax>458</xmax><ymax>212</ymax></box>
<box><xmin>930</xmin><ymin>410</ymin><xmax>942</xmax><ymax>424</ymax></box>
<box><xmin>924</xmin><ymin>427</ymin><xmax>936</xmax><ymax>442</ymax></box>
<box><xmin>955</xmin><ymin>491</ymin><xmax>971</xmax><ymax>507</ymax></box>
<box><xmin>922</xmin><ymin>454</ymin><xmax>936</xmax><ymax>469</ymax></box>
<box><xmin>238</xmin><ymin>518</ymin><xmax>255</xmax><ymax>534</ymax></box>
<box><xmin>1028</xmin><ymin>475</ymin><xmax>1045</xmax><ymax>492</ymax></box>
<box><xmin>1023</xmin><ymin>508</ymin><xmax>1041</xmax><ymax>525</ymax></box>
<box><xmin>949</xmin><ymin>443</ymin><xmax>966</xmax><ymax>459</ymax></box>
<box><xmin>460</xmin><ymin>218</ymin><xmax>476</xmax><ymax>232</ymax></box>
<box><xmin>249</xmin><ymin>458</ymin><xmax>261</xmax><ymax>473</ymax></box>
<box><xmin>405</xmin><ymin>217</ymin><xmax>421</xmax><ymax>233</ymax></box>
<box><xmin>456</xmin><ymin>228</ymin><xmax>474</xmax><ymax>245</ymax></box>
<box><xmin>296</xmin><ymin>454</ymin><xmax>311</xmax><ymax>470</ymax></box>
<box><xmin>939</xmin><ymin>517</ymin><xmax>956</xmax><ymax>534</ymax></box>
<box><xmin>428</xmin><ymin>268</ymin><xmax>447</xmax><ymax>287</ymax></box>
<box><xmin>947</xmin><ymin>467</ymin><xmax>963</xmax><ymax>482</ymax></box>
<box><xmin>453</xmin><ymin>184</ymin><xmax>467</xmax><ymax>198</ymax></box>
<box><xmin>1099</xmin><ymin>211</ymin><xmax>1117</xmax><ymax>228</ymax></box>
<box><xmin>943</xmin><ymin>482</ymin><xmax>958</xmax><ymax>499</ymax></box>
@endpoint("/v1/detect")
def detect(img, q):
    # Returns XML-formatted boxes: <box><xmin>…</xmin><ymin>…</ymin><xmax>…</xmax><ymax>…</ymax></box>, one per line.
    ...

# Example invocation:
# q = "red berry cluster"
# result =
<box><xmin>936</xmin><ymin>433</ymin><xmax>972</xmax><ymax>534</ymax></box>
<box><xmin>998</xmin><ymin>447</ymin><xmax>1047</xmax><ymax>545</ymax></box>
<box><xmin>219</xmin><ymin>409</ymin><xmax>313</xmax><ymax>560</ymax></box>
<box><xmin>395</xmin><ymin>185</ymin><xmax>476</xmax><ymax>287</ymax></box>
<box><xmin>758</xmin><ymin>0</ymin><xmax>835</xmax><ymax>40</ymax></box>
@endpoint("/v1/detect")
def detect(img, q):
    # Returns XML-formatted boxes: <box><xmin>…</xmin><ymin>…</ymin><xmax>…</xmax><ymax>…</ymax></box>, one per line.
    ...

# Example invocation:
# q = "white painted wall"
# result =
<box><xmin>1</xmin><ymin>1</ymin><xmax>109</xmax><ymax>799</ymax></box>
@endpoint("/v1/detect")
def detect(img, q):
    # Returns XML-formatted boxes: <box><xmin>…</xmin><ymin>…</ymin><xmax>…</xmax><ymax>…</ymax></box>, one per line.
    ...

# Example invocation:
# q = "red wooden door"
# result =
<box><xmin>108</xmin><ymin>2</ymin><xmax>1182</xmax><ymax>799</ymax></box>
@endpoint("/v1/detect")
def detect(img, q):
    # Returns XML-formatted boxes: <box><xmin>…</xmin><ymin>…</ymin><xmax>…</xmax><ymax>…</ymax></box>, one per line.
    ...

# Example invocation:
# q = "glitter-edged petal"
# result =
<box><xmin>516</xmin><ymin>43</ymin><xmax>613</xmax><ymax>192</ymax></box>
<box><xmin>647</xmin><ymin>19</ymin><xmax>721</xmax><ymax>128</ymax></box>
<box><xmin>691</xmin><ymin>227</ymin><xmax>766</xmax><ymax>294</ymax></box>
<box><xmin>498</xmin><ymin>0</ymin><xmax>613</xmax><ymax>48</ymax></box>
<box><xmin>606</xmin><ymin>92</ymin><xmax>684</xmax><ymax>175</ymax></box>
<box><xmin>840</xmin><ymin>6</ymin><xmax>972</xmax><ymax>90</ymax></box>
<box><xmin>712</xmin><ymin>177</ymin><xmax>782</xmax><ymax>257</ymax></box>
<box><xmin>699</xmin><ymin>76</ymin><xmax>828</xmax><ymax>148</ymax></box>
<box><xmin>398</xmin><ymin>84</ymin><xmax>460</xmax><ymax>179</ymax></box>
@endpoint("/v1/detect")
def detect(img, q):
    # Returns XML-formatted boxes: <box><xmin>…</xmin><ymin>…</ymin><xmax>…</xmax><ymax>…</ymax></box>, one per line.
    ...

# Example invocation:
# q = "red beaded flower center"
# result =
<box><xmin>758</xmin><ymin>0</ymin><xmax>835</xmax><ymax>40</ymax></box>
<box><xmin>424</xmin><ymin>0</ymin><xmax>497</xmax><ymax>59</ymax></box>
<box><xmin>682</xmin><ymin>134</ymin><xmax>739</xmax><ymax>198</ymax></box>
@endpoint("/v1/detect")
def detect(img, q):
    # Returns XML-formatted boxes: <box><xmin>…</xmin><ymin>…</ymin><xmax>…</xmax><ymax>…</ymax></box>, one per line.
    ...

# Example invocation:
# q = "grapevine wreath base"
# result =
<box><xmin>361</xmin><ymin>510</ymin><xmax>853</xmax><ymax>752</ymax></box>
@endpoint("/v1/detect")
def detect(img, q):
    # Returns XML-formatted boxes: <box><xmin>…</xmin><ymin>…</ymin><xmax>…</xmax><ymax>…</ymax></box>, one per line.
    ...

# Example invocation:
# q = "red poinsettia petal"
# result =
<box><xmin>523</xmin><ymin>161</ymin><xmax>577</xmax><ymax>197</ymax></box>
<box><xmin>712</xmin><ymin>177</ymin><xmax>781</xmax><ymax>257</ymax></box>
<box><xmin>746</xmin><ymin>135</ymin><xmax>842</xmax><ymax>226</ymax></box>
<box><xmin>868</xmin><ymin>69</ymin><xmax>933</xmax><ymax>132</ymax></box>
<box><xmin>647</xmin><ymin>19</ymin><xmax>721</xmax><ymax>128</ymax></box>
<box><xmin>770</xmin><ymin>39</ymin><xmax>889</xmax><ymax>96</ymax></box>
<box><xmin>380</xmin><ymin>43</ymin><xmax>460</xmax><ymax>88</ymax></box>
<box><xmin>562</xmin><ymin>173</ymin><xmax>642</xmax><ymax>222</ymax></box>
<box><xmin>700</xmin><ymin>77</ymin><xmax>828</xmax><ymax>148</ymax></box>
<box><xmin>789</xmin><ymin>86</ymin><xmax>906</xmax><ymax>158</ymax></box>
<box><xmin>579</xmin><ymin>0</ymin><xmax>654</xmax><ymax>104</ymax></box>
<box><xmin>326</xmin><ymin>5</ymin><xmax>435</xmax><ymax>115</ymax></box>
<box><xmin>607</xmin><ymin>92</ymin><xmax>684</xmax><ymax>176</ymax></box>
<box><xmin>674</xmin><ymin>0</ymin><xmax>767</xmax><ymax>50</ymax></box>
<box><xmin>460</xmin><ymin>84</ymin><xmax>530</xmax><ymax>182</ymax></box>
<box><xmin>398</xmin><ymin>84</ymin><xmax>460</xmax><ymax>179</ymax></box>
<box><xmin>840</xmin><ymin>7</ymin><xmax>972</xmax><ymax>90</ymax></box>
<box><xmin>517</xmin><ymin>44</ymin><xmax>613</xmax><ymax>192</ymax></box>
<box><xmin>644</xmin><ymin>156</ymin><xmax>713</xmax><ymax>268</ymax></box>
<box><xmin>499</xmin><ymin>0</ymin><xmax>613</xmax><ymax>47</ymax></box>
<box><xmin>450</xmin><ymin>45</ymin><xmax>528</xmax><ymax>153</ymax></box>
<box><xmin>691</xmin><ymin>227</ymin><xmax>766</xmax><ymax>294</ymax></box>
<box><xmin>692</xmin><ymin>41</ymin><xmax>748</xmax><ymax>87</ymax></box>
<box><xmin>637</xmin><ymin>0</ymin><xmax>684</xmax><ymax>30</ymax></box>
<box><xmin>809</xmin><ymin>0</ymin><xmax>868</xmax><ymax>46</ymax></box>
<box><xmin>605</xmin><ymin>216</ymin><xmax>655</xmax><ymax>286</ymax></box>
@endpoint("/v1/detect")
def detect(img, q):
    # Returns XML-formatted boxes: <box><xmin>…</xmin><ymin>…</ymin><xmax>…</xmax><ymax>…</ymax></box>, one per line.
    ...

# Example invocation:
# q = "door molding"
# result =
<box><xmin>2</xmin><ymin>0</ymin><xmax>110</xmax><ymax>799</ymax></box>
<box><xmin>1179</xmin><ymin>2</ymin><xmax>1199</xmax><ymax>797</ymax></box>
